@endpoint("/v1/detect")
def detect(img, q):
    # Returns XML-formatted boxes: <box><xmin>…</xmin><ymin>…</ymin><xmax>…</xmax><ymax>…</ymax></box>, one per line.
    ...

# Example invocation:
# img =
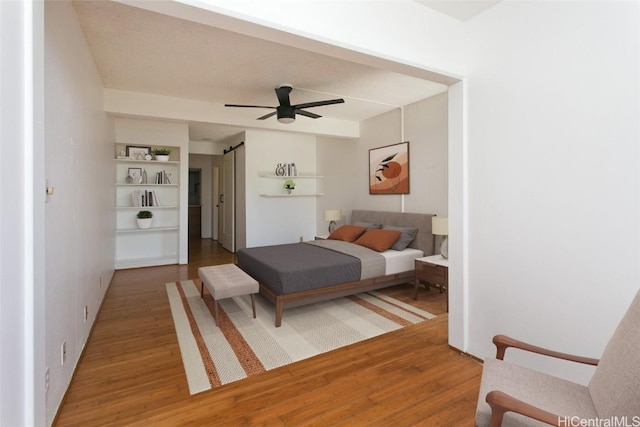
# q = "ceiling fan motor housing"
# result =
<box><xmin>277</xmin><ymin>106</ymin><xmax>296</xmax><ymax>123</ymax></box>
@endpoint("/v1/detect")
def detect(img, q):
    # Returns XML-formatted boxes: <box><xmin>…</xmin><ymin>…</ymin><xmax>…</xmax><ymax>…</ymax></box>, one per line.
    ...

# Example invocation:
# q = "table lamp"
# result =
<box><xmin>324</xmin><ymin>209</ymin><xmax>342</xmax><ymax>233</ymax></box>
<box><xmin>431</xmin><ymin>217</ymin><xmax>448</xmax><ymax>259</ymax></box>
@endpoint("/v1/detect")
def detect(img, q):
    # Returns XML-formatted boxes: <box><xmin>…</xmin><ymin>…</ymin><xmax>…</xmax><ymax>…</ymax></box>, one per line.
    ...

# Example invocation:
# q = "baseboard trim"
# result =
<box><xmin>448</xmin><ymin>344</ymin><xmax>484</xmax><ymax>364</ymax></box>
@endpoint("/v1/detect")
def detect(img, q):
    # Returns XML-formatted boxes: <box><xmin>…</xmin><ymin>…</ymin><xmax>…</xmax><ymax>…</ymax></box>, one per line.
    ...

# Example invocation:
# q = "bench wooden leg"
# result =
<box><xmin>214</xmin><ymin>300</ymin><xmax>219</xmax><ymax>326</ymax></box>
<box><xmin>250</xmin><ymin>294</ymin><xmax>256</xmax><ymax>319</ymax></box>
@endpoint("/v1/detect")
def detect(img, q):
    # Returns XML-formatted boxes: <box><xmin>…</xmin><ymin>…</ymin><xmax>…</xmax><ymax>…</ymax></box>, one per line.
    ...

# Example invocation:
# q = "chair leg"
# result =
<box><xmin>250</xmin><ymin>294</ymin><xmax>256</xmax><ymax>318</ymax></box>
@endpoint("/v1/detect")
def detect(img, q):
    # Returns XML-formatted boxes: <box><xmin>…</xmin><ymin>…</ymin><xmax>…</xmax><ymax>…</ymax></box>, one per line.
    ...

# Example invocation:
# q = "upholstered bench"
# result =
<box><xmin>198</xmin><ymin>264</ymin><xmax>259</xmax><ymax>326</ymax></box>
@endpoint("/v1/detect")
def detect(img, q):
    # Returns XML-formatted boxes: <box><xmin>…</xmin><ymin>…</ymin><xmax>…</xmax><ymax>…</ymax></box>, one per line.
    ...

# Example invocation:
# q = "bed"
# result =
<box><xmin>236</xmin><ymin>210</ymin><xmax>436</xmax><ymax>326</ymax></box>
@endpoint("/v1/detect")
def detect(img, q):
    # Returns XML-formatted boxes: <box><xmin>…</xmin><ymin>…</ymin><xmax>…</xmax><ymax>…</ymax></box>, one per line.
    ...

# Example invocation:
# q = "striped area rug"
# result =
<box><xmin>166</xmin><ymin>279</ymin><xmax>435</xmax><ymax>395</ymax></box>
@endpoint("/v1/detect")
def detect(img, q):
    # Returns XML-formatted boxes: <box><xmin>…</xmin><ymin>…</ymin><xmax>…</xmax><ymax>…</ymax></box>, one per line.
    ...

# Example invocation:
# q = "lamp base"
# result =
<box><xmin>440</xmin><ymin>236</ymin><xmax>448</xmax><ymax>259</ymax></box>
<box><xmin>328</xmin><ymin>220</ymin><xmax>337</xmax><ymax>233</ymax></box>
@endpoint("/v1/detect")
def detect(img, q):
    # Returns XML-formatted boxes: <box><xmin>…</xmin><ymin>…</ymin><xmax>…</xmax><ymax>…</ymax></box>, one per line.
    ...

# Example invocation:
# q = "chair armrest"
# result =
<box><xmin>486</xmin><ymin>390</ymin><xmax>560</xmax><ymax>427</ymax></box>
<box><xmin>493</xmin><ymin>335</ymin><xmax>599</xmax><ymax>365</ymax></box>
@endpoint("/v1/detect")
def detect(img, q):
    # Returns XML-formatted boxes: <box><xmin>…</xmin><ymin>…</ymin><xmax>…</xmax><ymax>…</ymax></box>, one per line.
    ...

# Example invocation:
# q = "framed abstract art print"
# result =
<box><xmin>369</xmin><ymin>141</ymin><xmax>410</xmax><ymax>195</ymax></box>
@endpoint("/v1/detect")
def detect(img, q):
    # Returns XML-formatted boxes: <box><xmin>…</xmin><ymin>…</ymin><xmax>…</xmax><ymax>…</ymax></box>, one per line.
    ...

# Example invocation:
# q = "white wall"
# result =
<box><xmin>1</xmin><ymin>1</ymin><xmax>45</xmax><ymax>425</ymax></box>
<box><xmin>244</xmin><ymin>130</ymin><xmax>318</xmax><ymax>246</ymax></box>
<box><xmin>464</xmin><ymin>1</ymin><xmax>640</xmax><ymax>383</ymax></box>
<box><xmin>316</xmin><ymin>93</ymin><xmax>448</xmax><ymax>229</ymax></box>
<box><xmin>43</xmin><ymin>2</ymin><xmax>115</xmax><ymax>423</ymax></box>
<box><xmin>402</xmin><ymin>93</ymin><xmax>448</xmax><ymax>216</ymax></box>
<box><xmin>355</xmin><ymin>109</ymin><xmax>405</xmax><ymax>213</ymax></box>
<box><xmin>190</xmin><ymin>139</ymin><xmax>229</xmax><ymax>155</ymax></box>
<box><xmin>315</xmin><ymin>136</ymin><xmax>360</xmax><ymax>232</ymax></box>
<box><xmin>241</xmin><ymin>93</ymin><xmax>449</xmax><ymax>245</ymax></box>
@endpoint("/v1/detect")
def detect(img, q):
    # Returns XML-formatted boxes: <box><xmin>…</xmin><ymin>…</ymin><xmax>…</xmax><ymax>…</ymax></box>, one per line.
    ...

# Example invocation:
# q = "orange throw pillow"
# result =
<box><xmin>328</xmin><ymin>225</ymin><xmax>367</xmax><ymax>242</ymax></box>
<box><xmin>353</xmin><ymin>229</ymin><xmax>402</xmax><ymax>252</ymax></box>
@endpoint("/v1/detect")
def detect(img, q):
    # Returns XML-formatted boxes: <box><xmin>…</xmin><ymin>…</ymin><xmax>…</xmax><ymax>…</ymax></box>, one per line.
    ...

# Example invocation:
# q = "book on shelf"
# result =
<box><xmin>131</xmin><ymin>189</ymin><xmax>161</xmax><ymax>207</ymax></box>
<box><xmin>154</xmin><ymin>170</ymin><xmax>172</xmax><ymax>184</ymax></box>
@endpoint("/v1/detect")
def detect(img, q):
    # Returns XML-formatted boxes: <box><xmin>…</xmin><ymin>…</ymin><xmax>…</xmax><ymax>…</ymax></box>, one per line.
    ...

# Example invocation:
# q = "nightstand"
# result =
<box><xmin>414</xmin><ymin>255</ymin><xmax>449</xmax><ymax>312</ymax></box>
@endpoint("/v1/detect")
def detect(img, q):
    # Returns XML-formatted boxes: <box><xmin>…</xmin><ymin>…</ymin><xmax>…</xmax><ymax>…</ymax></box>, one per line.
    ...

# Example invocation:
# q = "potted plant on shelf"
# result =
<box><xmin>283</xmin><ymin>179</ymin><xmax>296</xmax><ymax>194</ymax></box>
<box><xmin>136</xmin><ymin>210</ymin><xmax>153</xmax><ymax>229</ymax></box>
<box><xmin>151</xmin><ymin>147</ymin><xmax>172</xmax><ymax>161</ymax></box>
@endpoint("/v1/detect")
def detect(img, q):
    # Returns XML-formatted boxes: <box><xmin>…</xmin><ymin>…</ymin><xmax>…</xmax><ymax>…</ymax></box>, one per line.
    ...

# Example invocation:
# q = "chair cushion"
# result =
<box><xmin>476</xmin><ymin>358</ymin><xmax>598</xmax><ymax>427</ymax></box>
<box><xmin>588</xmin><ymin>290</ymin><xmax>640</xmax><ymax>418</ymax></box>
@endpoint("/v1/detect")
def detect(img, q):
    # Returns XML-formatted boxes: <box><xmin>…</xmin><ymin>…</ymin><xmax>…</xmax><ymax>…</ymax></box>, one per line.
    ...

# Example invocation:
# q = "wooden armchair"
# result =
<box><xmin>475</xmin><ymin>290</ymin><xmax>640</xmax><ymax>426</ymax></box>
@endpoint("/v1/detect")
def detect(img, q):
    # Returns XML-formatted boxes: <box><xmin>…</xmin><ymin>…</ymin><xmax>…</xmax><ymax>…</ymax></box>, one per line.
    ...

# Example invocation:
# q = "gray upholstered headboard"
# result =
<box><xmin>350</xmin><ymin>210</ymin><xmax>436</xmax><ymax>256</ymax></box>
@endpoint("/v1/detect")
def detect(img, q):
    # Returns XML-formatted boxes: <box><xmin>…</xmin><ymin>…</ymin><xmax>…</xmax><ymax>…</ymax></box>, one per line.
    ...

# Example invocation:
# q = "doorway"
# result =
<box><xmin>219</xmin><ymin>149</ymin><xmax>235</xmax><ymax>252</ymax></box>
<box><xmin>188</xmin><ymin>168</ymin><xmax>201</xmax><ymax>238</ymax></box>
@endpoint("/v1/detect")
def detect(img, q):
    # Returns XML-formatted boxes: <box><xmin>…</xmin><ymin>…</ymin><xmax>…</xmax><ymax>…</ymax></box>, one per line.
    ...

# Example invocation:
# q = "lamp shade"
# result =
<box><xmin>324</xmin><ymin>209</ymin><xmax>342</xmax><ymax>221</ymax></box>
<box><xmin>432</xmin><ymin>217</ymin><xmax>448</xmax><ymax>236</ymax></box>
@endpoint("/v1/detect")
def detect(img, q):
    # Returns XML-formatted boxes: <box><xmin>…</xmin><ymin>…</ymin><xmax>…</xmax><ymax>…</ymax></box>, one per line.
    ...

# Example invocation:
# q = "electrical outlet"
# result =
<box><xmin>45</xmin><ymin>367</ymin><xmax>50</xmax><ymax>393</ymax></box>
<box><xmin>61</xmin><ymin>341</ymin><xmax>67</xmax><ymax>366</ymax></box>
<box><xmin>84</xmin><ymin>305</ymin><xmax>88</xmax><ymax>322</ymax></box>
<box><xmin>299</xmin><ymin>236</ymin><xmax>303</xmax><ymax>242</ymax></box>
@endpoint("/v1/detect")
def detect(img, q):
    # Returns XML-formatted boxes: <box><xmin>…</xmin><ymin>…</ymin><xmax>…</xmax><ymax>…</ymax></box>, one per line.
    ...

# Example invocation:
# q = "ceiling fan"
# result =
<box><xmin>224</xmin><ymin>85</ymin><xmax>345</xmax><ymax>124</ymax></box>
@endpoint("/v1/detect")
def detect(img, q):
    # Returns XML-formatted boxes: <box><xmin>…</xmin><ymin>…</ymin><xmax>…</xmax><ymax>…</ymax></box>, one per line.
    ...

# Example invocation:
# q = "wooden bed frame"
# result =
<box><xmin>258</xmin><ymin>210</ymin><xmax>436</xmax><ymax>327</ymax></box>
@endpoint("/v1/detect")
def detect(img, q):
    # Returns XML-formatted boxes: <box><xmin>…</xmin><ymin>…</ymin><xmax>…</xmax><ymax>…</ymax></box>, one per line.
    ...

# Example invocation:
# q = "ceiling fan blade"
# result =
<box><xmin>275</xmin><ymin>86</ymin><xmax>292</xmax><ymax>107</ymax></box>
<box><xmin>293</xmin><ymin>98</ymin><xmax>345</xmax><ymax>109</ymax></box>
<box><xmin>257</xmin><ymin>111</ymin><xmax>277</xmax><ymax>120</ymax></box>
<box><xmin>295</xmin><ymin>109</ymin><xmax>321</xmax><ymax>119</ymax></box>
<box><xmin>225</xmin><ymin>104</ymin><xmax>276</xmax><ymax>109</ymax></box>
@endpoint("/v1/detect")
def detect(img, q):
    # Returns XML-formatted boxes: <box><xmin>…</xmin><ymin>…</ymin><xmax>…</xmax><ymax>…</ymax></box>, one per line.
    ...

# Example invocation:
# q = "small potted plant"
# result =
<box><xmin>136</xmin><ymin>210</ymin><xmax>153</xmax><ymax>229</ymax></box>
<box><xmin>283</xmin><ymin>179</ymin><xmax>296</xmax><ymax>194</ymax></box>
<box><xmin>151</xmin><ymin>147</ymin><xmax>172</xmax><ymax>161</ymax></box>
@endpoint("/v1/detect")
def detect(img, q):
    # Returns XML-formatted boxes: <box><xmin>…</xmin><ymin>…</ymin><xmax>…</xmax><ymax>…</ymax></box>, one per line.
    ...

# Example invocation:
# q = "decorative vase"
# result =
<box><xmin>155</xmin><ymin>155</ymin><xmax>170</xmax><ymax>162</ymax></box>
<box><xmin>137</xmin><ymin>218</ymin><xmax>152</xmax><ymax>229</ymax></box>
<box><xmin>286</xmin><ymin>189</ymin><xmax>292</xmax><ymax>194</ymax></box>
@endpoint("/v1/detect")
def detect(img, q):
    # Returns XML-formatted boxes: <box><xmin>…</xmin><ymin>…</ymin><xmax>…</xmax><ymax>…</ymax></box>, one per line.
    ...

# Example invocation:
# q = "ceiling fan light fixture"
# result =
<box><xmin>277</xmin><ymin>108</ymin><xmax>296</xmax><ymax>124</ymax></box>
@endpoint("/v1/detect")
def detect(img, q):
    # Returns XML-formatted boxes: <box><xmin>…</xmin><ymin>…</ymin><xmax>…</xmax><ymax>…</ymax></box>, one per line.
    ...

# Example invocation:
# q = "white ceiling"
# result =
<box><xmin>415</xmin><ymin>0</ymin><xmax>500</xmax><ymax>22</ymax></box>
<box><xmin>72</xmin><ymin>1</ymin><xmax>498</xmax><ymax>143</ymax></box>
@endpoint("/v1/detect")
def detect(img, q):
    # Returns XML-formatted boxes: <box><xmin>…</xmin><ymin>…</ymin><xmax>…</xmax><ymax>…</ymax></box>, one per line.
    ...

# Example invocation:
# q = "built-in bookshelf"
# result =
<box><xmin>114</xmin><ymin>148</ymin><xmax>180</xmax><ymax>269</ymax></box>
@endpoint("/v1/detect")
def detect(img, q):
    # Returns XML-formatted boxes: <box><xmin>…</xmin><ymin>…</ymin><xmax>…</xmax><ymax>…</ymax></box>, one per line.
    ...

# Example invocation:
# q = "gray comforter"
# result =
<box><xmin>236</xmin><ymin>240</ymin><xmax>385</xmax><ymax>295</ymax></box>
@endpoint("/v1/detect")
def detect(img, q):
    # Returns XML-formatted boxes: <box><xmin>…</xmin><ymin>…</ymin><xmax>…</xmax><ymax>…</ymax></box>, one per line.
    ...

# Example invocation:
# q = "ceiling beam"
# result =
<box><xmin>115</xmin><ymin>0</ymin><xmax>465</xmax><ymax>84</ymax></box>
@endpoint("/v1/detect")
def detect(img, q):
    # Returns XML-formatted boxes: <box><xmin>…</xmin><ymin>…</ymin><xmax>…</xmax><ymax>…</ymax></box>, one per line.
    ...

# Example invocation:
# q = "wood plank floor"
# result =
<box><xmin>54</xmin><ymin>238</ymin><xmax>482</xmax><ymax>426</ymax></box>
